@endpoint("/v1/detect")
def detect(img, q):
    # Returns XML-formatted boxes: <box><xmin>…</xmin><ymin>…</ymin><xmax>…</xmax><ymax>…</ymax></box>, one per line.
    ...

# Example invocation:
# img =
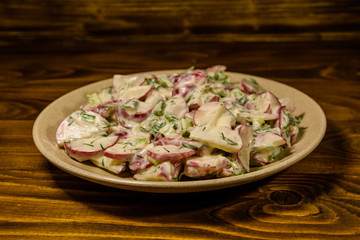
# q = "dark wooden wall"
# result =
<box><xmin>1</xmin><ymin>0</ymin><xmax>359</xmax><ymax>46</ymax></box>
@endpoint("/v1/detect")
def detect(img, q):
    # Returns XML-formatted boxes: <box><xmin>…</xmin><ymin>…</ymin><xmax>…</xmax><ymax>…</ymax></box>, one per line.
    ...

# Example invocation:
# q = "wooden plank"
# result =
<box><xmin>0</xmin><ymin>170</ymin><xmax>360</xmax><ymax>239</ymax></box>
<box><xmin>0</xmin><ymin>0</ymin><xmax>359</xmax><ymax>46</ymax></box>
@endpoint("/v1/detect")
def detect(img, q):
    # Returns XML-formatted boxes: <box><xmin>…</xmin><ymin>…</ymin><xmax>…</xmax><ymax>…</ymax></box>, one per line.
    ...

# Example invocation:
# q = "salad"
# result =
<box><xmin>56</xmin><ymin>66</ymin><xmax>302</xmax><ymax>181</ymax></box>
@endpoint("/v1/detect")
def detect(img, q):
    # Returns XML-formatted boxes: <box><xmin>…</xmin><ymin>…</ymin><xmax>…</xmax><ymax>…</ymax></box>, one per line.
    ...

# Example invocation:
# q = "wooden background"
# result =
<box><xmin>1</xmin><ymin>0</ymin><xmax>360</xmax><ymax>239</ymax></box>
<box><xmin>1</xmin><ymin>0</ymin><xmax>360</xmax><ymax>46</ymax></box>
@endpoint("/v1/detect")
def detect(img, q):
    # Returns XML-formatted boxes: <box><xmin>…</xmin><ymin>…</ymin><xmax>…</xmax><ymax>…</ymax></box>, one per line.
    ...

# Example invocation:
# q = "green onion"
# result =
<box><xmin>221</xmin><ymin>132</ymin><xmax>238</xmax><ymax>146</ymax></box>
<box><xmin>67</xmin><ymin>117</ymin><xmax>74</xmax><ymax>126</ymax></box>
<box><xmin>81</xmin><ymin>112</ymin><xmax>96</xmax><ymax>123</ymax></box>
<box><xmin>238</xmin><ymin>97</ymin><xmax>249</xmax><ymax>105</ymax></box>
<box><xmin>165</xmin><ymin>114</ymin><xmax>178</xmax><ymax>122</ymax></box>
<box><xmin>153</xmin><ymin>100</ymin><xmax>166</xmax><ymax>116</ymax></box>
<box><xmin>182</xmin><ymin>130</ymin><xmax>190</xmax><ymax>138</ymax></box>
<box><xmin>83</xmin><ymin>143</ymin><xmax>94</xmax><ymax>147</ymax></box>
<box><xmin>181</xmin><ymin>142</ymin><xmax>199</xmax><ymax>150</ymax></box>
<box><xmin>121</xmin><ymin>100</ymin><xmax>139</xmax><ymax>110</ymax></box>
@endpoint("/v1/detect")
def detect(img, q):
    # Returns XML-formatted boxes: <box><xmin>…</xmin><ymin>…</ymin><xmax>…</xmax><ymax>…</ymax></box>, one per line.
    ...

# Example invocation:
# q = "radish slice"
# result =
<box><xmin>117</xmin><ymin>90</ymin><xmax>162</xmax><ymax>123</ymax></box>
<box><xmin>133</xmin><ymin>161</ymin><xmax>182</xmax><ymax>181</ymax></box>
<box><xmin>190</xmin><ymin>125</ymin><xmax>242</xmax><ymax>153</ymax></box>
<box><xmin>64</xmin><ymin>136</ymin><xmax>119</xmax><ymax>162</ymax></box>
<box><xmin>172</xmin><ymin>70</ymin><xmax>207</xmax><ymax>97</ymax></box>
<box><xmin>147</xmin><ymin>145</ymin><xmax>197</xmax><ymax>162</ymax></box>
<box><xmin>216</xmin><ymin>110</ymin><xmax>236</xmax><ymax>128</ymax></box>
<box><xmin>183</xmin><ymin>155</ymin><xmax>229</xmax><ymax>178</ymax></box>
<box><xmin>262</xmin><ymin>92</ymin><xmax>281</xmax><ymax>114</ymax></box>
<box><xmin>104</xmin><ymin>137</ymin><xmax>148</xmax><ymax>161</ymax></box>
<box><xmin>219</xmin><ymin>158</ymin><xmax>244</xmax><ymax>177</ymax></box>
<box><xmin>112</xmin><ymin>74</ymin><xmax>147</xmax><ymax>94</ymax></box>
<box><xmin>241</xmin><ymin>78</ymin><xmax>266</xmax><ymax>94</ymax></box>
<box><xmin>253</xmin><ymin>132</ymin><xmax>286</xmax><ymax>151</ymax></box>
<box><xmin>56</xmin><ymin>110</ymin><xmax>111</xmax><ymax>147</ymax></box>
<box><xmin>80</xmin><ymin>101</ymin><xmax>115</xmax><ymax>118</ymax></box>
<box><xmin>117</xmin><ymin>85</ymin><xmax>153</xmax><ymax>102</ymax></box>
<box><xmin>164</xmin><ymin>95</ymin><xmax>188</xmax><ymax>119</ymax></box>
<box><xmin>91</xmin><ymin>155</ymin><xmax>127</xmax><ymax>174</ymax></box>
<box><xmin>235</xmin><ymin>124</ymin><xmax>253</xmax><ymax>172</ymax></box>
<box><xmin>187</xmin><ymin>89</ymin><xmax>219</xmax><ymax>110</ymax></box>
<box><xmin>155</xmin><ymin>137</ymin><xmax>203</xmax><ymax>150</ymax></box>
<box><xmin>128</xmin><ymin>146</ymin><xmax>152</xmax><ymax>171</ymax></box>
<box><xmin>206</xmin><ymin>65</ymin><xmax>227</xmax><ymax>72</ymax></box>
<box><xmin>193</xmin><ymin>102</ymin><xmax>227</xmax><ymax>126</ymax></box>
<box><xmin>252</xmin><ymin>146</ymin><xmax>283</xmax><ymax>165</ymax></box>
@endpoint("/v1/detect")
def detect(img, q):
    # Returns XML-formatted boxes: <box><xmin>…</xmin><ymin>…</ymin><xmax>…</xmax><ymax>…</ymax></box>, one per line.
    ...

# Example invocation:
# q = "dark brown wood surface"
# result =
<box><xmin>1</xmin><ymin>0</ymin><xmax>360</xmax><ymax>46</ymax></box>
<box><xmin>1</xmin><ymin>41</ymin><xmax>360</xmax><ymax>239</ymax></box>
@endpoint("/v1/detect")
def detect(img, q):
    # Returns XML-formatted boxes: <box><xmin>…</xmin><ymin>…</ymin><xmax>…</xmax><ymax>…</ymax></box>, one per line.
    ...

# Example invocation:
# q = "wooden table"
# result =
<box><xmin>1</xmin><ymin>41</ymin><xmax>360</xmax><ymax>239</ymax></box>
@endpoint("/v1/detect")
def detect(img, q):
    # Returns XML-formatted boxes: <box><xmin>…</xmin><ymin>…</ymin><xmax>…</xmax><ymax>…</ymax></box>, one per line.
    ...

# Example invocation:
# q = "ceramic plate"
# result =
<box><xmin>33</xmin><ymin>70</ymin><xmax>326</xmax><ymax>193</ymax></box>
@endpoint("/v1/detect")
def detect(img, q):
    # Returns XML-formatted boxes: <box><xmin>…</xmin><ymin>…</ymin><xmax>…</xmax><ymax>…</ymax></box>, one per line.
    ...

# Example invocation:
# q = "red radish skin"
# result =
<box><xmin>104</xmin><ymin>150</ymin><xmax>135</xmax><ymax>161</ymax></box>
<box><xmin>133</xmin><ymin>161</ymin><xmax>182</xmax><ymax>181</ymax></box>
<box><xmin>206</xmin><ymin>65</ymin><xmax>227</xmax><ymax>72</ymax></box>
<box><xmin>241</xmin><ymin>78</ymin><xmax>265</xmax><ymax>95</ymax></box>
<box><xmin>104</xmin><ymin>138</ymin><xmax>148</xmax><ymax>161</ymax></box>
<box><xmin>155</xmin><ymin>137</ymin><xmax>203</xmax><ymax>149</ymax></box>
<box><xmin>147</xmin><ymin>145</ymin><xmax>197</xmax><ymax>162</ymax></box>
<box><xmin>64</xmin><ymin>136</ymin><xmax>119</xmax><ymax>162</ymax></box>
<box><xmin>184</xmin><ymin>155</ymin><xmax>228</xmax><ymax>177</ymax></box>
<box><xmin>117</xmin><ymin>85</ymin><xmax>153</xmax><ymax>102</ymax></box>
<box><xmin>128</xmin><ymin>148</ymin><xmax>152</xmax><ymax>171</ymax></box>
<box><xmin>119</xmin><ymin>108</ymin><xmax>153</xmax><ymax>122</ymax></box>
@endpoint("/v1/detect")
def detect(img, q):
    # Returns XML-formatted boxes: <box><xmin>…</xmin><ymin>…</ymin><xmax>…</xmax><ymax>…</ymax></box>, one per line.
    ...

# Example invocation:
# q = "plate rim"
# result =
<box><xmin>33</xmin><ymin>70</ymin><xmax>327</xmax><ymax>193</ymax></box>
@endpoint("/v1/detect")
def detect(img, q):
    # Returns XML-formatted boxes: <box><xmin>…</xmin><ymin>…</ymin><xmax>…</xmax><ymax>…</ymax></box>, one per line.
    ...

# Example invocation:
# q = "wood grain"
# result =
<box><xmin>1</xmin><ymin>41</ymin><xmax>360</xmax><ymax>239</ymax></box>
<box><xmin>0</xmin><ymin>0</ymin><xmax>359</xmax><ymax>46</ymax></box>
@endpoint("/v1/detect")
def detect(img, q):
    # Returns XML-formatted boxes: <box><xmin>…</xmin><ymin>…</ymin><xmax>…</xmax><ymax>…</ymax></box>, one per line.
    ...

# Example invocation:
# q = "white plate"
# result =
<box><xmin>33</xmin><ymin>70</ymin><xmax>326</xmax><ymax>193</ymax></box>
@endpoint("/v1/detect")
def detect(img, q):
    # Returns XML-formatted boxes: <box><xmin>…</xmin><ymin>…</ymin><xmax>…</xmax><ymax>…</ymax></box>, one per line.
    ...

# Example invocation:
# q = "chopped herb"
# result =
<box><xmin>136</xmin><ymin>138</ymin><xmax>148</xmax><ymax>145</ymax></box>
<box><xmin>163</xmin><ymin>147</ymin><xmax>170</xmax><ymax>152</ymax></box>
<box><xmin>140</xmin><ymin>126</ymin><xmax>151</xmax><ymax>132</ymax></box>
<box><xmin>181</xmin><ymin>142</ymin><xmax>199</xmax><ymax>150</ymax></box>
<box><xmin>153</xmin><ymin>100</ymin><xmax>166</xmax><ymax>116</ymax></box>
<box><xmin>121</xmin><ymin>100</ymin><xmax>139</xmax><ymax>110</ymax></box>
<box><xmin>100</xmin><ymin>144</ymin><xmax>104</xmax><ymax>150</ymax></box>
<box><xmin>165</xmin><ymin>114</ymin><xmax>177</xmax><ymax>122</ymax></box>
<box><xmin>136</xmin><ymin>154</ymin><xmax>144</xmax><ymax>158</ymax></box>
<box><xmin>181</xmin><ymin>66</ymin><xmax>195</xmax><ymax>74</ymax></box>
<box><xmin>145</xmin><ymin>77</ymin><xmax>168</xmax><ymax>89</ymax></box>
<box><xmin>220</xmin><ymin>132</ymin><xmax>238</xmax><ymax>145</ymax></box>
<box><xmin>238</xmin><ymin>97</ymin><xmax>248</xmax><ymax>105</ymax></box>
<box><xmin>250</xmin><ymin>78</ymin><xmax>259</xmax><ymax>85</ymax></box>
<box><xmin>108</xmin><ymin>87</ymin><xmax>113</xmax><ymax>94</ymax></box>
<box><xmin>67</xmin><ymin>117</ymin><xmax>74</xmax><ymax>126</ymax></box>
<box><xmin>81</xmin><ymin>112</ymin><xmax>96</xmax><ymax>123</ymax></box>
<box><xmin>182</xmin><ymin>130</ymin><xmax>191</xmax><ymax>138</ymax></box>
<box><xmin>289</xmin><ymin>115</ymin><xmax>302</xmax><ymax>126</ymax></box>
<box><xmin>83</xmin><ymin>143</ymin><xmax>94</xmax><ymax>147</ymax></box>
<box><xmin>152</xmin><ymin>121</ymin><xmax>166</xmax><ymax>133</ymax></box>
